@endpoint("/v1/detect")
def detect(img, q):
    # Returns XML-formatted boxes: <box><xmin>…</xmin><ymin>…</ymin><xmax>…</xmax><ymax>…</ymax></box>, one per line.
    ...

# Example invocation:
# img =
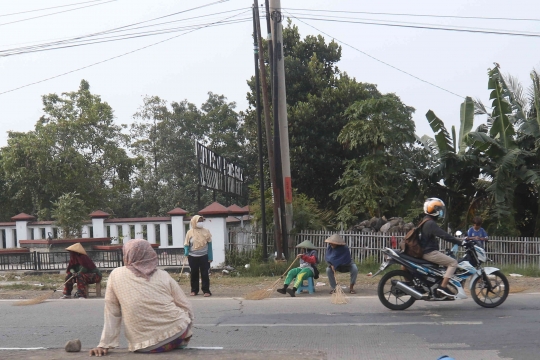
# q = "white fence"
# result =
<box><xmin>227</xmin><ymin>230</ymin><xmax>540</xmax><ymax>268</ymax></box>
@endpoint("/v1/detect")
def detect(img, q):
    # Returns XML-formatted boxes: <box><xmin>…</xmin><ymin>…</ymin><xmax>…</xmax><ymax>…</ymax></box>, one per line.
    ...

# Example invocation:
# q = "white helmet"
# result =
<box><xmin>424</xmin><ymin>198</ymin><xmax>446</xmax><ymax>219</ymax></box>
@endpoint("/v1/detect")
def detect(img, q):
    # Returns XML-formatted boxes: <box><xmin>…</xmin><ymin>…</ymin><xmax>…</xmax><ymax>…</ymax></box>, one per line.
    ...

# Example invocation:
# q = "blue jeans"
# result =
<box><xmin>326</xmin><ymin>263</ymin><xmax>358</xmax><ymax>289</ymax></box>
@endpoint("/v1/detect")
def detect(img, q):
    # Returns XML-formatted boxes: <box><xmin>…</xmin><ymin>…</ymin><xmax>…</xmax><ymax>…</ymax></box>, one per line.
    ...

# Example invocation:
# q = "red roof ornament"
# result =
<box><xmin>199</xmin><ymin>202</ymin><xmax>229</xmax><ymax>216</ymax></box>
<box><xmin>89</xmin><ymin>210</ymin><xmax>110</xmax><ymax>219</ymax></box>
<box><xmin>11</xmin><ymin>213</ymin><xmax>36</xmax><ymax>221</ymax></box>
<box><xmin>167</xmin><ymin>207</ymin><xmax>188</xmax><ymax>216</ymax></box>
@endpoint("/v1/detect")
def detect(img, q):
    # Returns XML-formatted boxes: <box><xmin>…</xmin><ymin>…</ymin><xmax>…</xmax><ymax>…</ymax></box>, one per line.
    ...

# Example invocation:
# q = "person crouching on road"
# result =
<box><xmin>276</xmin><ymin>240</ymin><xmax>318</xmax><ymax>297</ymax></box>
<box><xmin>325</xmin><ymin>235</ymin><xmax>359</xmax><ymax>294</ymax></box>
<box><xmin>62</xmin><ymin>243</ymin><xmax>101</xmax><ymax>299</ymax></box>
<box><xmin>89</xmin><ymin>239</ymin><xmax>194</xmax><ymax>356</ymax></box>
<box><xmin>184</xmin><ymin>215</ymin><xmax>213</xmax><ymax>297</ymax></box>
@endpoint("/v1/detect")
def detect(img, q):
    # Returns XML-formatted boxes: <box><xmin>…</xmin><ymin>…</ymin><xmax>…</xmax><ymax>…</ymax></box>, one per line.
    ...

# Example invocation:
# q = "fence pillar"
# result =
<box><xmin>199</xmin><ymin>202</ymin><xmax>229</xmax><ymax>268</ymax></box>
<box><xmin>90</xmin><ymin>210</ymin><xmax>110</xmax><ymax>238</ymax></box>
<box><xmin>122</xmin><ymin>224</ymin><xmax>131</xmax><ymax>243</ymax></box>
<box><xmin>147</xmin><ymin>224</ymin><xmax>156</xmax><ymax>244</ymax></box>
<box><xmin>5</xmin><ymin>229</ymin><xmax>15</xmax><ymax>248</ymax></box>
<box><xmin>45</xmin><ymin>226</ymin><xmax>54</xmax><ymax>239</ymax></box>
<box><xmin>134</xmin><ymin>224</ymin><xmax>144</xmax><ymax>239</ymax></box>
<box><xmin>82</xmin><ymin>225</ymin><xmax>91</xmax><ymax>238</ymax></box>
<box><xmin>109</xmin><ymin>225</ymin><xmax>119</xmax><ymax>244</ymax></box>
<box><xmin>12</xmin><ymin>213</ymin><xmax>35</xmax><ymax>248</ymax></box>
<box><xmin>159</xmin><ymin>223</ymin><xmax>169</xmax><ymax>248</ymax></box>
<box><xmin>168</xmin><ymin>208</ymin><xmax>187</xmax><ymax>248</ymax></box>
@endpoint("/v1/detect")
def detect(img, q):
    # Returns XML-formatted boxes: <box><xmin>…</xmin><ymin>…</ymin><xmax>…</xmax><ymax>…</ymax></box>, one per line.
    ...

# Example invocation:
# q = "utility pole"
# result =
<box><xmin>268</xmin><ymin>1</ymin><xmax>288</xmax><ymax>259</ymax></box>
<box><xmin>255</xmin><ymin>0</ymin><xmax>283</xmax><ymax>260</ymax></box>
<box><xmin>269</xmin><ymin>0</ymin><xmax>293</xmax><ymax>248</ymax></box>
<box><xmin>252</xmin><ymin>3</ymin><xmax>267</xmax><ymax>261</ymax></box>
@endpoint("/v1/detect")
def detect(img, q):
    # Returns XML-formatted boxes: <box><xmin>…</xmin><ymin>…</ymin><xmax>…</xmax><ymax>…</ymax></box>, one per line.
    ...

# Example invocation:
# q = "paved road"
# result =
<box><xmin>1</xmin><ymin>293</ymin><xmax>539</xmax><ymax>359</ymax></box>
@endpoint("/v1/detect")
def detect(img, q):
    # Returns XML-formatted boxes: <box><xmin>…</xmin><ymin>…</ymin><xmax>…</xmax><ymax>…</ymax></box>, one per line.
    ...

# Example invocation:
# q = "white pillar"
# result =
<box><xmin>147</xmin><ymin>224</ymin><xmax>156</xmax><ymax>244</ymax></box>
<box><xmin>45</xmin><ymin>226</ymin><xmax>54</xmax><ymax>240</ymax></box>
<box><xmin>203</xmin><ymin>216</ymin><xmax>227</xmax><ymax>268</ymax></box>
<box><xmin>82</xmin><ymin>225</ymin><xmax>90</xmax><ymax>238</ymax></box>
<box><xmin>6</xmin><ymin>229</ymin><xmax>15</xmax><ymax>248</ymax></box>
<box><xmin>122</xmin><ymin>224</ymin><xmax>131</xmax><ymax>243</ymax></box>
<box><xmin>159</xmin><ymin>223</ymin><xmax>169</xmax><ymax>248</ymax></box>
<box><xmin>92</xmin><ymin>218</ymin><xmax>106</xmax><ymax>238</ymax></box>
<box><xmin>33</xmin><ymin>227</ymin><xmax>41</xmax><ymax>240</ymax></box>
<box><xmin>109</xmin><ymin>225</ymin><xmax>119</xmax><ymax>244</ymax></box>
<box><xmin>167</xmin><ymin>208</ymin><xmax>187</xmax><ymax>248</ymax></box>
<box><xmin>12</xmin><ymin>213</ymin><xmax>35</xmax><ymax>247</ymax></box>
<box><xmin>134</xmin><ymin>223</ymin><xmax>143</xmax><ymax>239</ymax></box>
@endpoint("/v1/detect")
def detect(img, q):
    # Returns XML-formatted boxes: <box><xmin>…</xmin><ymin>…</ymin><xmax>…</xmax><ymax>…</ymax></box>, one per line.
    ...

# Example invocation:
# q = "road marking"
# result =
<box><xmin>0</xmin><ymin>347</ymin><xmax>47</xmax><ymax>350</ymax></box>
<box><xmin>190</xmin><ymin>347</ymin><xmax>224</xmax><ymax>350</ymax></box>
<box><xmin>196</xmin><ymin>321</ymin><xmax>482</xmax><ymax>327</ymax></box>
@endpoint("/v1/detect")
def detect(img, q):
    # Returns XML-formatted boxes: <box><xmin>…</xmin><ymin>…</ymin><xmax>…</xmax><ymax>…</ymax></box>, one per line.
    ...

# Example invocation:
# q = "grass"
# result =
<box><xmin>499</xmin><ymin>265</ymin><xmax>540</xmax><ymax>277</ymax></box>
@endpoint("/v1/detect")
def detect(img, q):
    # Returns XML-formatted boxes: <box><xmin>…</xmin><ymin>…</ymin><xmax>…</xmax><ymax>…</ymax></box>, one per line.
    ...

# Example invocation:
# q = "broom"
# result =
<box><xmin>13</xmin><ymin>274</ymin><xmax>76</xmax><ymax>306</ymax></box>
<box><xmin>244</xmin><ymin>258</ymin><xmax>299</xmax><ymax>300</ymax></box>
<box><xmin>331</xmin><ymin>269</ymin><xmax>348</xmax><ymax>305</ymax></box>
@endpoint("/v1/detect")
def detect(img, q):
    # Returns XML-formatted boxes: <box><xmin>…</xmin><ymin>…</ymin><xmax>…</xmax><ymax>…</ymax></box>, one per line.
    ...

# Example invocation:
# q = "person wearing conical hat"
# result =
<box><xmin>325</xmin><ymin>235</ymin><xmax>358</xmax><ymax>294</ymax></box>
<box><xmin>276</xmin><ymin>240</ymin><xmax>318</xmax><ymax>297</ymax></box>
<box><xmin>62</xmin><ymin>243</ymin><xmax>102</xmax><ymax>299</ymax></box>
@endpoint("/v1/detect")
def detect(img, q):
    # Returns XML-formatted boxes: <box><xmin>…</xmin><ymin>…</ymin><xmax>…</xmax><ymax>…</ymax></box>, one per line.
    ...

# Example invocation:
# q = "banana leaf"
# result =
<box><xmin>458</xmin><ymin>97</ymin><xmax>475</xmax><ymax>155</ymax></box>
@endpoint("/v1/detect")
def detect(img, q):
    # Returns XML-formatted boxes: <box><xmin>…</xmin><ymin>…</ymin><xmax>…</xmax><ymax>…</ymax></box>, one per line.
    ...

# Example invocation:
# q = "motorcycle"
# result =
<box><xmin>374</xmin><ymin>235</ymin><xmax>509</xmax><ymax>310</ymax></box>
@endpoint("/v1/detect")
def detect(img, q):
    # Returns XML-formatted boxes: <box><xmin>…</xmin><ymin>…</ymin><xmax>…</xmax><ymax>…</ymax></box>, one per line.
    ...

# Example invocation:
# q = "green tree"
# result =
<box><xmin>51</xmin><ymin>192</ymin><xmax>88</xmax><ymax>238</ymax></box>
<box><xmin>0</xmin><ymin>80</ymin><xmax>132</xmax><ymax>219</ymax></box>
<box><xmin>332</xmin><ymin>94</ymin><xmax>417</xmax><ymax>225</ymax></box>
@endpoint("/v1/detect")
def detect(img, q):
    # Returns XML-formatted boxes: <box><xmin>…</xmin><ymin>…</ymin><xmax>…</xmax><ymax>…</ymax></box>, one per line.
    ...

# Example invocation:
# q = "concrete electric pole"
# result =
<box><xmin>268</xmin><ymin>0</ymin><xmax>293</xmax><ymax>245</ymax></box>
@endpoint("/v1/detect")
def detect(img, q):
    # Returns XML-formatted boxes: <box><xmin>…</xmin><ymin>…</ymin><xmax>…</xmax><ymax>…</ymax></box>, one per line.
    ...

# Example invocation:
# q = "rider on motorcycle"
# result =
<box><xmin>420</xmin><ymin>198</ymin><xmax>471</xmax><ymax>297</ymax></box>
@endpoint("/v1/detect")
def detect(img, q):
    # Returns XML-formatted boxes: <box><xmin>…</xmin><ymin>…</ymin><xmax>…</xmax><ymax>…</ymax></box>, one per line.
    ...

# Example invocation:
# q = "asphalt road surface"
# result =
<box><xmin>1</xmin><ymin>292</ymin><xmax>539</xmax><ymax>359</ymax></box>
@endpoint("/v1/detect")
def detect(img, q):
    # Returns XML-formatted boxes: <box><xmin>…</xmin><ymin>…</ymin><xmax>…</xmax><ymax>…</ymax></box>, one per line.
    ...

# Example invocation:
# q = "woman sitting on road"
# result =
<box><xmin>89</xmin><ymin>239</ymin><xmax>194</xmax><ymax>356</ymax></box>
<box><xmin>276</xmin><ymin>240</ymin><xmax>318</xmax><ymax>297</ymax></box>
<box><xmin>62</xmin><ymin>243</ymin><xmax>101</xmax><ymax>299</ymax></box>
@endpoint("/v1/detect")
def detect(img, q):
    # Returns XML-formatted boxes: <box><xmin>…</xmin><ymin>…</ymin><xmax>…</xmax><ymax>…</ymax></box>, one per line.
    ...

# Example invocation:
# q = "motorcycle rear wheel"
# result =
<box><xmin>471</xmin><ymin>270</ymin><xmax>509</xmax><ymax>308</ymax></box>
<box><xmin>377</xmin><ymin>269</ymin><xmax>416</xmax><ymax>310</ymax></box>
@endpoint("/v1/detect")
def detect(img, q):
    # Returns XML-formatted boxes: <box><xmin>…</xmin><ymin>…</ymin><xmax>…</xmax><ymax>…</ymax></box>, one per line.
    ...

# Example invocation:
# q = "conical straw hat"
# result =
<box><xmin>65</xmin><ymin>243</ymin><xmax>87</xmax><ymax>256</ymax></box>
<box><xmin>324</xmin><ymin>234</ymin><xmax>346</xmax><ymax>245</ymax></box>
<box><xmin>296</xmin><ymin>240</ymin><xmax>317</xmax><ymax>249</ymax></box>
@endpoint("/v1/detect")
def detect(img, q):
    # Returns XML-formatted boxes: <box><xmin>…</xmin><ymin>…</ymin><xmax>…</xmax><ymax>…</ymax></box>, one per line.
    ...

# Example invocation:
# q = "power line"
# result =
<box><xmin>286</xmin><ymin>11</ymin><xmax>540</xmax><ymax>37</ymax></box>
<box><xmin>288</xmin><ymin>15</ymin><xmax>540</xmax><ymax>38</ymax></box>
<box><xmin>0</xmin><ymin>0</ymin><xmax>117</xmax><ymax>27</ymax></box>
<box><xmin>1</xmin><ymin>17</ymin><xmax>251</xmax><ymax>57</ymax></box>
<box><xmin>0</xmin><ymin>8</ymin><xmax>250</xmax><ymax>57</ymax></box>
<box><xmin>283</xmin><ymin>11</ymin><xmax>465</xmax><ymax>99</ymax></box>
<box><xmin>0</xmin><ymin>0</ymin><xmax>106</xmax><ymax>17</ymax></box>
<box><xmin>282</xmin><ymin>7</ymin><xmax>540</xmax><ymax>22</ymax></box>
<box><xmin>0</xmin><ymin>9</ymin><xmax>251</xmax><ymax>96</ymax></box>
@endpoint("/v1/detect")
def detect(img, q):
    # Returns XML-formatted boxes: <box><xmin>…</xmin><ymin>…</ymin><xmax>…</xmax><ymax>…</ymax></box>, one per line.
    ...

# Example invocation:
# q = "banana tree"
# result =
<box><xmin>466</xmin><ymin>66</ymin><xmax>540</xmax><ymax>235</ymax></box>
<box><xmin>413</xmin><ymin>96</ymin><xmax>478</xmax><ymax>230</ymax></box>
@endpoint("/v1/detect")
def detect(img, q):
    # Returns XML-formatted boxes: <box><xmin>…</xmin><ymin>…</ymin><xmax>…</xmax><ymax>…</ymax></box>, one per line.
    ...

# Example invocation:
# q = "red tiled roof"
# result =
<box><xmin>226</xmin><ymin>216</ymin><xmax>241</xmax><ymax>223</ymax></box>
<box><xmin>89</xmin><ymin>210</ymin><xmax>110</xmax><ymax>219</ymax></box>
<box><xmin>11</xmin><ymin>213</ymin><xmax>35</xmax><ymax>221</ymax></box>
<box><xmin>167</xmin><ymin>207</ymin><xmax>188</xmax><ymax>216</ymax></box>
<box><xmin>242</xmin><ymin>205</ymin><xmax>250</xmax><ymax>213</ymax></box>
<box><xmin>227</xmin><ymin>204</ymin><xmax>247</xmax><ymax>215</ymax></box>
<box><xmin>199</xmin><ymin>202</ymin><xmax>229</xmax><ymax>216</ymax></box>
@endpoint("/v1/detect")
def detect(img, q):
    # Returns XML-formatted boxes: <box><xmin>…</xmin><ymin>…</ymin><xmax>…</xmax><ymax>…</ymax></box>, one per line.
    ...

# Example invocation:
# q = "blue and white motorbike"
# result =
<box><xmin>374</xmin><ymin>237</ymin><xmax>509</xmax><ymax>310</ymax></box>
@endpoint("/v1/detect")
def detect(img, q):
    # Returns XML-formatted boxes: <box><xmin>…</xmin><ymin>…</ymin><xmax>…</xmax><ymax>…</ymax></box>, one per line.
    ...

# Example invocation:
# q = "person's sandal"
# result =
<box><xmin>203</xmin><ymin>292</ymin><xmax>212</xmax><ymax>297</ymax></box>
<box><xmin>190</xmin><ymin>292</ymin><xmax>197</xmax><ymax>296</ymax></box>
<box><xmin>60</xmin><ymin>295</ymin><xmax>71</xmax><ymax>299</ymax></box>
<box><xmin>349</xmin><ymin>289</ymin><xmax>356</xmax><ymax>294</ymax></box>
<box><xmin>329</xmin><ymin>289</ymin><xmax>335</xmax><ymax>294</ymax></box>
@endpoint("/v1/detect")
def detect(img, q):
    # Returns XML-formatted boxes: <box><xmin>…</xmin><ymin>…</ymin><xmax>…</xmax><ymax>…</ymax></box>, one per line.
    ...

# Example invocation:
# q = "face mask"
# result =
<box><xmin>196</xmin><ymin>222</ymin><xmax>204</xmax><ymax>229</ymax></box>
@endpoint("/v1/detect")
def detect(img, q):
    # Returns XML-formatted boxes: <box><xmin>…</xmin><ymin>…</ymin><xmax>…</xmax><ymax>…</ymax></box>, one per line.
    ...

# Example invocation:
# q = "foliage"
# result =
<box><xmin>0</xmin><ymin>80</ymin><xmax>132</xmax><ymax>220</ymax></box>
<box><xmin>51</xmin><ymin>192</ymin><xmax>88</xmax><ymax>238</ymax></box>
<box><xmin>332</xmin><ymin>94</ymin><xmax>417</xmax><ymax>226</ymax></box>
<box><xmin>249</xmin><ymin>186</ymin><xmax>334</xmax><ymax>232</ymax></box>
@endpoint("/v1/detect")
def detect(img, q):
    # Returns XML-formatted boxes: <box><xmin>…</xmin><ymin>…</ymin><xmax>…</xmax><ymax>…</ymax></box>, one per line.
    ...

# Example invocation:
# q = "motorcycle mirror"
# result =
<box><xmin>455</xmin><ymin>231</ymin><xmax>463</xmax><ymax>237</ymax></box>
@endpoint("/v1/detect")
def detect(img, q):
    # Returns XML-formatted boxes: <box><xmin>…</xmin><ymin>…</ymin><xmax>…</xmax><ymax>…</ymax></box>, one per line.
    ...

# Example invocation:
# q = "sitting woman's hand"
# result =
<box><xmin>89</xmin><ymin>347</ymin><xmax>108</xmax><ymax>356</ymax></box>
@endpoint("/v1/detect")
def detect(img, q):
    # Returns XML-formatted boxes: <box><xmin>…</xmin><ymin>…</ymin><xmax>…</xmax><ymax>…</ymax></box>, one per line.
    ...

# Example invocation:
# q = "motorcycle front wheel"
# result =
<box><xmin>471</xmin><ymin>270</ymin><xmax>509</xmax><ymax>308</ymax></box>
<box><xmin>377</xmin><ymin>269</ymin><xmax>416</xmax><ymax>310</ymax></box>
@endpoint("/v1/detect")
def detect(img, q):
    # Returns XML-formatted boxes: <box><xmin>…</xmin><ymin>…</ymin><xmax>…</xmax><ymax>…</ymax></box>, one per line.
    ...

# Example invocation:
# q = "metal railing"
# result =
<box><xmin>0</xmin><ymin>248</ymin><xmax>185</xmax><ymax>271</ymax></box>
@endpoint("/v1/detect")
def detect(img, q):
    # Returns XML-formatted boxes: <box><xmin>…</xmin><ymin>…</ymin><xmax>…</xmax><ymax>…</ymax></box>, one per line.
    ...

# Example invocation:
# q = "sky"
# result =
<box><xmin>1</xmin><ymin>0</ymin><xmax>540</xmax><ymax>148</ymax></box>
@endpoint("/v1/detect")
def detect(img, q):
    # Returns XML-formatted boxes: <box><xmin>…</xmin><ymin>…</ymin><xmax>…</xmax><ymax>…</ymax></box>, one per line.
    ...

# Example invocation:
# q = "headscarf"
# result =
<box><xmin>325</xmin><ymin>244</ymin><xmax>352</xmax><ymax>268</ymax></box>
<box><xmin>67</xmin><ymin>251</ymin><xmax>97</xmax><ymax>273</ymax></box>
<box><xmin>184</xmin><ymin>215</ymin><xmax>212</xmax><ymax>251</ymax></box>
<box><xmin>123</xmin><ymin>239</ymin><xmax>158</xmax><ymax>280</ymax></box>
